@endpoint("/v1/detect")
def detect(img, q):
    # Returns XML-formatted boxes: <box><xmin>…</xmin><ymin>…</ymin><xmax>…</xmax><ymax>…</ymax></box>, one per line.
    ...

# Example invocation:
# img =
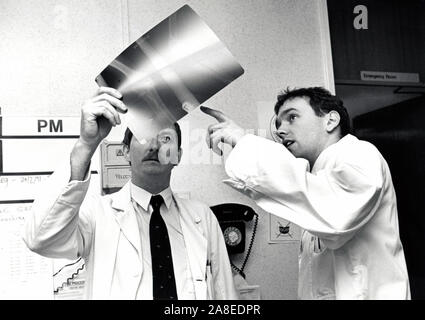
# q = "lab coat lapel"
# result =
<box><xmin>174</xmin><ymin>197</ymin><xmax>208</xmax><ymax>299</ymax></box>
<box><xmin>110</xmin><ymin>182</ymin><xmax>142</xmax><ymax>262</ymax></box>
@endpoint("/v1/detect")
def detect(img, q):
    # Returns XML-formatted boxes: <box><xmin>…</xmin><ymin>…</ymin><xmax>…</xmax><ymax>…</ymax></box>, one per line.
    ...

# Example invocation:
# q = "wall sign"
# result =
<box><xmin>361</xmin><ymin>71</ymin><xmax>420</xmax><ymax>83</ymax></box>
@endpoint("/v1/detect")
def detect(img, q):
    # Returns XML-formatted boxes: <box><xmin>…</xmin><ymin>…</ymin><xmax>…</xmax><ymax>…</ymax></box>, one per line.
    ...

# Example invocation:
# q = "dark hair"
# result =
<box><xmin>122</xmin><ymin>122</ymin><xmax>182</xmax><ymax>148</ymax></box>
<box><xmin>274</xmin><ymin>87</ymin><xmax>351</xmax><ymax>136</ymax></box>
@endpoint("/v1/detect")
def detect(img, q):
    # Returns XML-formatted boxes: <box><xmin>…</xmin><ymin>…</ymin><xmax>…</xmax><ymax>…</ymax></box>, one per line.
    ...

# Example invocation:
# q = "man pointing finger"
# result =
<box><xmin>201</xmin><ymin>87</ymin><xmax>410</xmax><ymax>300</ymax></box>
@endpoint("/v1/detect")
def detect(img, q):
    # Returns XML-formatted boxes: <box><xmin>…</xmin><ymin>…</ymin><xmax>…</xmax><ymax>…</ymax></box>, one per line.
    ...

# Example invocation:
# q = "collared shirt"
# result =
<box><xmin>130</xmin><ymin>182</ymin><xmax>196</xmax><ymax>300</ymax></box>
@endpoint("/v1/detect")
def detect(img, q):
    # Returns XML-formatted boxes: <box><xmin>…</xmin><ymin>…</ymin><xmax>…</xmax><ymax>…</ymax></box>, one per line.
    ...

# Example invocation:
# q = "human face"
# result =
<box><xmin>125</xmin><ymin>127</ymin><xmax>182</xmax><ymax>177</ymax></box>
<box><xmin>274</xmin><ymin>97</ymin><xmax>328</xmax><ymax>165</ymax></box>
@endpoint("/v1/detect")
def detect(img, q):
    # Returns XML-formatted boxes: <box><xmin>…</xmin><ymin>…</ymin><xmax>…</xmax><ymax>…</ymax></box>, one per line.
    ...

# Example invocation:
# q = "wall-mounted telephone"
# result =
<box><xmin>210</xmin><ymin>203</ymin><xmax>258</xmax><ymax>278</ymax></box>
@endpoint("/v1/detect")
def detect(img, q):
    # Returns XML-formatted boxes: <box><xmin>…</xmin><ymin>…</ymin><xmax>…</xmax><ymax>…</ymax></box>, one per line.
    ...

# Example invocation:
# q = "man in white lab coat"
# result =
<box><xmin>201</xmin><ymin>87</ymin><xmax>410</xmax><ymax>300</ymax></box>
<box><xmin>23</xmin><ymin>86</ymin><xmax>238</xmax><ymax>300</ymax></box>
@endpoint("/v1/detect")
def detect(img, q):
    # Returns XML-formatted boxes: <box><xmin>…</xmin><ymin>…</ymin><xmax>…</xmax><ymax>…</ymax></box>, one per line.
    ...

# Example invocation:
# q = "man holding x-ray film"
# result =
<box><xmin>23</xmin><ymin>5</ymin><xmax>244</xmax><ymax>300</ymax></box>
<box><xmin>23</xmin><ymin>86</ymin><xmax>238</xmax><ymax>300</ymax></box>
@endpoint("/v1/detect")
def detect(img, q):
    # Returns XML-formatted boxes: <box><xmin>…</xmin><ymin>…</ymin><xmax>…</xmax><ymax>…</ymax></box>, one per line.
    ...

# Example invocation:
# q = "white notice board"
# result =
<box><xmin>0</xmin><ymin>115</ymin><xmax>103</xmax><ymax>300</ymax></box>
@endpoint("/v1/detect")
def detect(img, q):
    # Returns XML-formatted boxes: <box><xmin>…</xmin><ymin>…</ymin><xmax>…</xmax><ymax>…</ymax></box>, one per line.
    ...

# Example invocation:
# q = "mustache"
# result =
<box><xmin>141</xmin><ymin>149</ymin><xmax>178</xmax><ymax>164</ymax></box>
<box><xmin>142</xmin><ymin>152</ymin><xmax>159</xmax><ymax>161</ymax></box>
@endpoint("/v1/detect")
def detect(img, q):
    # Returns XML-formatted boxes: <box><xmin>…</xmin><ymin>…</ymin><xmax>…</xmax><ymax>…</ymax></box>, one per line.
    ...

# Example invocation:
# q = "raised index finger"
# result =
<box><xmin>200</xmin><ymin>106</ymin><xmax>229</xmax><ymax>123</ymax></box>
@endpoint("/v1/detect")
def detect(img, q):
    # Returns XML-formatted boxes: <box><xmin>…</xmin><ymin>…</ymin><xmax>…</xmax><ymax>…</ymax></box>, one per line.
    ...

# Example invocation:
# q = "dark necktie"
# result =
<box><xmin>149</xmin><ymin>195</ymin><xmax>178</xmax><ymax>300</ymax></box>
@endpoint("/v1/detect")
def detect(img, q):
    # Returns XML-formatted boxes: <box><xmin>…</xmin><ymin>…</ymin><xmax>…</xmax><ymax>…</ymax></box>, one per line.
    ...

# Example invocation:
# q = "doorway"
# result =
<box><xmin>327</xmin><ymin>0</ymin><xmax>425</xmax><ymax>299</ymax></box>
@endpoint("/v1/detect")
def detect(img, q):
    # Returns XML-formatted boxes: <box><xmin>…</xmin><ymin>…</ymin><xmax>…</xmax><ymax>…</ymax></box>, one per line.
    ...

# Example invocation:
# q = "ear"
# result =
<box><xmin>123</xmin><ymin>144</ymin><xmax>131</xmax><ymax>163</ymax></box>
<box><xmin>175</xmin><ymin>148</ymin><xmax>183</xmax><ymax>166</ymax></box>
<box><xmin>325</xmin><ymin>111</ymin><xmax>341</xmax><ymax>133</ymax></box>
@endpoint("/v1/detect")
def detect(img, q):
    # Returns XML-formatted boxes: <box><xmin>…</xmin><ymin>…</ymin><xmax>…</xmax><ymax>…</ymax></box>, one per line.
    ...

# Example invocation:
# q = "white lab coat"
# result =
<box><xmin>224</xmin><ymin>134</ymin><xmax>410</xmax><ymax>300</ymax></box>
<box><xmin>23</xmin><ymin>162</ymin><xmax>238</xmax><ymax>300</ymax></box>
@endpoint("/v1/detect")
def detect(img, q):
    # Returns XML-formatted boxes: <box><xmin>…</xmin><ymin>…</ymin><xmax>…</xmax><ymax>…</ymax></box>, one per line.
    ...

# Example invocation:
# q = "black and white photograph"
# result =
<box><xmin>0</xmin><ymin>0</ymin><xmax>424</xmax><ymax>308</ymax></box>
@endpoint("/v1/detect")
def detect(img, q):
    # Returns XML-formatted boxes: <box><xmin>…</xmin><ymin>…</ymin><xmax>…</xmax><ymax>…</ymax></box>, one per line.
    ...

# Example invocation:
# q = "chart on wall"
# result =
<box><xmin>0</xmin><ymin>115</ymin><xmax>101</xmax><ymax>299</ymax></box>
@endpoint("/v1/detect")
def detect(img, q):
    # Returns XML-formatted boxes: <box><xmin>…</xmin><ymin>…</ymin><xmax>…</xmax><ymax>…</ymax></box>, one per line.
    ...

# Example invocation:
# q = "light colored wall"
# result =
<box><xmin>0</xmin><ymin>0</ymin><xmax>333</xmax><ymax>299</ymax></box>
<box><xmin>0</xmin><ymin>0</ymin><xmax>126</xmax><ymax>116</ymax></box>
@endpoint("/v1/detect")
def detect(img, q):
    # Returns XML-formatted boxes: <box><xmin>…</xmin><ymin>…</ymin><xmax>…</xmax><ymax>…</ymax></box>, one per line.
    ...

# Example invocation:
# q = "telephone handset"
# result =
<box><xmin>210</xmin><ymin>203</ymin><xmax>258</xmax><ymax>278</ymax></box>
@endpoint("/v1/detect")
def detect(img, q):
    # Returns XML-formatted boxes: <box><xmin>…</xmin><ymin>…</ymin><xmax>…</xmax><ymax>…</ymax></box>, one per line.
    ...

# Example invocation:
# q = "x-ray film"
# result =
<box><xmin>95</xmin><ymin>5</ymin><xmax>244</xmax><ymax>143</ymax></box>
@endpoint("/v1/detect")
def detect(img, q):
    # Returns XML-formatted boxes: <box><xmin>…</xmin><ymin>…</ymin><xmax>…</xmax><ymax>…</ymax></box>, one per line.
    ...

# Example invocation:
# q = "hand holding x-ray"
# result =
<box><xmin>79</xmin><ymin>87</ymin><xmax>127</xmax><ymax>150</ymax></box>
<box><xmin>201</xmin><ymin>106</ymin><xmax>246</xmax><ymax>155</ymax></box>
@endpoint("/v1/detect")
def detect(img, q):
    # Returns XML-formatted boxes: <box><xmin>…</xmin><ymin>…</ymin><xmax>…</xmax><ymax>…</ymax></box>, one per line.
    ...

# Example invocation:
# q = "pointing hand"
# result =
<box><xmin>200</xmin><ymin>106</ymin><xmax>246</xmax><ymax>155</ymax></box>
